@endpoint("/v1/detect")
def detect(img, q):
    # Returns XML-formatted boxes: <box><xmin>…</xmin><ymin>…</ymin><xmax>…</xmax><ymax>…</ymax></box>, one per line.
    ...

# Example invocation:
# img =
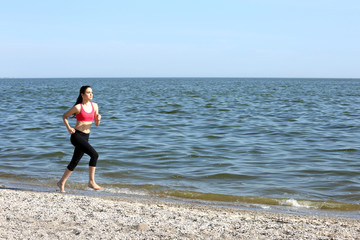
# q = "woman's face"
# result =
<box><xmin>81</xmin><ymin>87</ymin><xmax>93</xmax><ymax>101</ymax></box>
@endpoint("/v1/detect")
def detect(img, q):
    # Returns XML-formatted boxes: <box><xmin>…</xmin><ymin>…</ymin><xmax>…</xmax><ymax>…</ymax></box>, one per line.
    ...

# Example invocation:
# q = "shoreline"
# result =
<box><xmin>1</xmin><ymin>186</ymin><xmax>360</xmax><ymax>239</ymax></box>
<box><xmin>2</xmin><ymin>179</ymin><xmax>360</xmax><ymax>218</ymax></box>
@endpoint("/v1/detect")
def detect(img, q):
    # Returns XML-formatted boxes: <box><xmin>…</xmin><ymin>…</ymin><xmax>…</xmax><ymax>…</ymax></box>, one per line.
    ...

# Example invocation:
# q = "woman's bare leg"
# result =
<box><xmin>88</xmin><ymin>166</ymin><xmax>103</xmax><ymax>190</ymax></box>
<box><xmin>57</xmin><ymin>168</ymin><xmax>72</xmax><ymax>193</ymax></box>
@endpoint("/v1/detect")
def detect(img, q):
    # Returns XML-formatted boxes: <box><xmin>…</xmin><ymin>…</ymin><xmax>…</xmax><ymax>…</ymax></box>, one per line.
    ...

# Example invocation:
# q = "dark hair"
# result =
<box><xmin>72</xmin><ymin>85</ymin><xmax>91</xmax><ymax>117</ymax></box>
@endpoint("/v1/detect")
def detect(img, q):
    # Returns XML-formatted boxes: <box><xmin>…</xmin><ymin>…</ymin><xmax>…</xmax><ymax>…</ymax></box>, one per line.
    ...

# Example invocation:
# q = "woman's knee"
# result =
<box><xmin>67</xmin><ymin>162</ymin><xmax>78</xmax><ymax>171</ymax></box>
<box><xmin>89</xmin><ymin>151</ymin><xmax>99</xmax><ymax>166</ymax></box>
<box><xmin>93</xmin><ymin>150</ymin><xmax>99</xmax><ymax>160</ymax></box>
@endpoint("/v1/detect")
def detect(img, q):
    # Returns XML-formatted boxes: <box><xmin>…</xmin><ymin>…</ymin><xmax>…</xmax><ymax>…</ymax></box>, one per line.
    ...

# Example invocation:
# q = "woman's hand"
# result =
<box><xmin>93</xmin><ymin>103</ymin><xmax>101</xmax><ymax>126</ymax></box>
<box><xmin>96</xmin><ymin>114</ymin><xmax>102</xmax><ymax>122</ymax></box>
<box><xmin>68</xmin><ymin>128</ymin><xmax>76</xmax><ymax>134</ymax></box>
<box><xmin>95</xmin><ymin>114</ymin><xmax>101</xmax><ymax>126</ymax></box>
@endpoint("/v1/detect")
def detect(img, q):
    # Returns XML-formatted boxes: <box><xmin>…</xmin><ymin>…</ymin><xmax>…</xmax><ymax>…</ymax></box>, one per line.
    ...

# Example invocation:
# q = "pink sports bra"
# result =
<box><xmin>76</xmin><ymin>102</ymin><xmax>95</xmax><ymax>122</ymax></box>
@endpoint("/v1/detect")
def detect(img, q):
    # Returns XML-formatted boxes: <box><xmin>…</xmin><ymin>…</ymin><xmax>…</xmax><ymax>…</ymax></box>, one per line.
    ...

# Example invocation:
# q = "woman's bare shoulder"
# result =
<box><xmin>74</xmin><ymin>104</ymin><xmax>81</xmax><ymax>111</ymax></box>
<box><xmin>92</xmin><ymin>102</ymin><xmax>99</xmax><ymax>109</ymax></box>
<box><xmin>63</xmin><ymin>104</ymin><xmax>81</xmax><ymax>118</ymax></box>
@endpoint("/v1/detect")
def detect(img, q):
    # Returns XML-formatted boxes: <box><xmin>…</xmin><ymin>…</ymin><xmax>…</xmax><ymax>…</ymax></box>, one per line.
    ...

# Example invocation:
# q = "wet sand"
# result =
<box><xmin>1</xmin><ymin>187</ymin><xmax>359</xmax><ymax>239</ymax></box>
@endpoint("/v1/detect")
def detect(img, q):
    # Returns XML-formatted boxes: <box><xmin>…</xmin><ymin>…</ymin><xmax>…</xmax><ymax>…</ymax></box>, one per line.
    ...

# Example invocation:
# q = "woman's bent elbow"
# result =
<box><xmin>62</xmin><ymin>114</ymin><xmax>69</xmax><ymax>121</ymax></box>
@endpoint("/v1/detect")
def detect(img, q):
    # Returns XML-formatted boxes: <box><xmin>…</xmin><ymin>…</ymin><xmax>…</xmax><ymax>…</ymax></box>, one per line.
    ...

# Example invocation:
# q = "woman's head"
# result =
<box><xmin>75</xmin><ymin>85</ymin><xmax>92</xmax><ymax>105</ymax></box>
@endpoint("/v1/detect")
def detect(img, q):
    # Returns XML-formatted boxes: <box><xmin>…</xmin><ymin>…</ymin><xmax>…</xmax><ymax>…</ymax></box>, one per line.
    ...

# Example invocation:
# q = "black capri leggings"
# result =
<box><xmin>67</xmin><ymin>130</ymin><xmax>99</xmax><ymax>171</ymax></box>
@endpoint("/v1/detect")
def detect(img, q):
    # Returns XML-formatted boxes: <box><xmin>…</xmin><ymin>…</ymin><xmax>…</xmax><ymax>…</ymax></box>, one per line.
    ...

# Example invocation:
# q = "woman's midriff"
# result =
<box><xmin>75</xmin><ymin>121</ymin><xmax>92</xmax><ymax>134</ymax></box>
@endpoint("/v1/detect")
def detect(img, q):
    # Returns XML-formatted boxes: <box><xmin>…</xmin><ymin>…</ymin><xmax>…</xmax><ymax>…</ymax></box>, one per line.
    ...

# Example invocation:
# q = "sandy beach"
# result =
<box><xmin>0</xmin><ymin>187</ymin><xmax>359</xmax><ymax>240</ymax></box>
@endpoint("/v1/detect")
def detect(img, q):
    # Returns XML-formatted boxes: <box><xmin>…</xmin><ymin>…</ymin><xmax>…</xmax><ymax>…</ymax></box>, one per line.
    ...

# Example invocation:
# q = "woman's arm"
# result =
<box><xmin>62</xmin><ymin>105</ymin><xmax>80</xmax><ymax>134</ymax></box>
<box><xmin>94</xmin><ymin>103</ymin><xmax>101</xmax><ymax>126</ymax></box>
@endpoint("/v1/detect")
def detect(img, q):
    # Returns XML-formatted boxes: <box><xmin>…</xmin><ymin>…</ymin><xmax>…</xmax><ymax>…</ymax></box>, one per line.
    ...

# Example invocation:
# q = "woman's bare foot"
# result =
<box><xmin>88</xmin><ymin>182</ymin><xmax>103</xmax><ymax>191</ymax></box>
<box><xmin>57</xmin><ymin>181</ymin><xmax>66</xmax><ymax>193</ymax></box>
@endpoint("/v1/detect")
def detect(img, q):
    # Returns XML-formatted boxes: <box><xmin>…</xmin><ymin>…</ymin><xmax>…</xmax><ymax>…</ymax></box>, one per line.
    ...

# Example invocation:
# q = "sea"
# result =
<box><xmin>1</xmin><ymin>78</ymin><xmax>360</xmax><ymax>217</ymax></box>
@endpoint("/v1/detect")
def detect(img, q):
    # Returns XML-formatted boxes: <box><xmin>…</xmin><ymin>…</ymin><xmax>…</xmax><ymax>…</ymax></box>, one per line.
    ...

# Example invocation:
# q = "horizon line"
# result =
<box><xmin>2</xmin><ymin>76</ymin><xmax>360</xmax><ymax>80</ymax></box>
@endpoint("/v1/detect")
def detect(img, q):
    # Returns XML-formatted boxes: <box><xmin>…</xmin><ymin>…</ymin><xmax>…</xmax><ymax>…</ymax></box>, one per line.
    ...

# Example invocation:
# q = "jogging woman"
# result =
<box><xmin>57</xmin><ymin>85</ymin><xmax>103</xmax><ymax>193</ymax></box>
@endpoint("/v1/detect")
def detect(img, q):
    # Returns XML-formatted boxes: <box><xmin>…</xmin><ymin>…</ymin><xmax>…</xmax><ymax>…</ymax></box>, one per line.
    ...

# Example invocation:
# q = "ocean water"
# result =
<box><xmin>1</xmin><ymin>78</ymin><xmax>360</xmax><ymax>214</ymax></box>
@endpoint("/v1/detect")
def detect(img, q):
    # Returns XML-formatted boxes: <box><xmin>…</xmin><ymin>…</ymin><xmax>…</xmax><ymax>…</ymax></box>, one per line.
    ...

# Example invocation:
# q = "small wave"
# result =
<box><xmin>278</xmin><ymin>198</ymin><xmax>360</xmax><ymax>211</ymax></box>
<box><xmin>168</xmin><ymin>103</ymin><xmax>182</xmax><ymax>108</ymax></box>
<box><xmin>334</xmin><ymin>148</ymin><xmax>357</xmax><ymax>152</ymax></box>
<box><xmin>279</xmin><ymin>199</ymin><xmax>310</xmax><ymax>208</ymax></box>
<box><xmin>291</xmin><ymin>99</ymin><xmax>305</xmax><ymax>103</ymax></box>
<box><xmin>299</xmin><ymin>169</ymin><xmax>358</xmax><ymax>177</ymax></box>
<box><xmin>40</xmin><ymin>152</ymin><xmax>67</xmax><ymax>157</ymax></box>
<box><xmin>23</xmin><ymin>127</ymin><xmax>42</xmax><ymax>131</ymax></box>
<box><xmin>101</xmin><ymin>183</ymin><xmax>170</xmax><ymax>196</ymax></box>
<box><xmin>158</xmin><ymin>110</ymin><xmax>187</xmax><ymax>114</ymax></box>
<box><xmin>203</xmin><ymin>173</ymin><xmax>257</xmax><ymax>180</ymax></box>
<box><xmin>103</xmin><ymin>186</ymin><xmax>149</xmax><ymax>196</ymax></box>
<box><xmin>320</xmin><ymin>148</ymin><xmax>357</xmax><ymax>152</ymax></box>
<box><xmin>205</xmin><ymin>135</ymin><xmax>223</xmax><ymax>139</ymax></box>
<box><xmin>204</xmin><ymin>104</ymin><xmax>216</xmax><ymax>109</ymax></box>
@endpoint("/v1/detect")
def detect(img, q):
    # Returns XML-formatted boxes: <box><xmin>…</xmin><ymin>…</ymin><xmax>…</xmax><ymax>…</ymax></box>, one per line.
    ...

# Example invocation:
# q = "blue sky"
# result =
<box><xmin>1</xmin><ymin>0</ymin><xmax>359</xmax><ymax>78</ymax></box>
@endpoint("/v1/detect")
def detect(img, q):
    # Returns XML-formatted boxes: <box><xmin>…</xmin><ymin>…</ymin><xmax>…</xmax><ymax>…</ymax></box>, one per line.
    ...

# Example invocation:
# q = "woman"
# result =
<box><xmin>57</xmin><ymin>85</ymin><xmax>103</xmax><ymax>193</ymax></box>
